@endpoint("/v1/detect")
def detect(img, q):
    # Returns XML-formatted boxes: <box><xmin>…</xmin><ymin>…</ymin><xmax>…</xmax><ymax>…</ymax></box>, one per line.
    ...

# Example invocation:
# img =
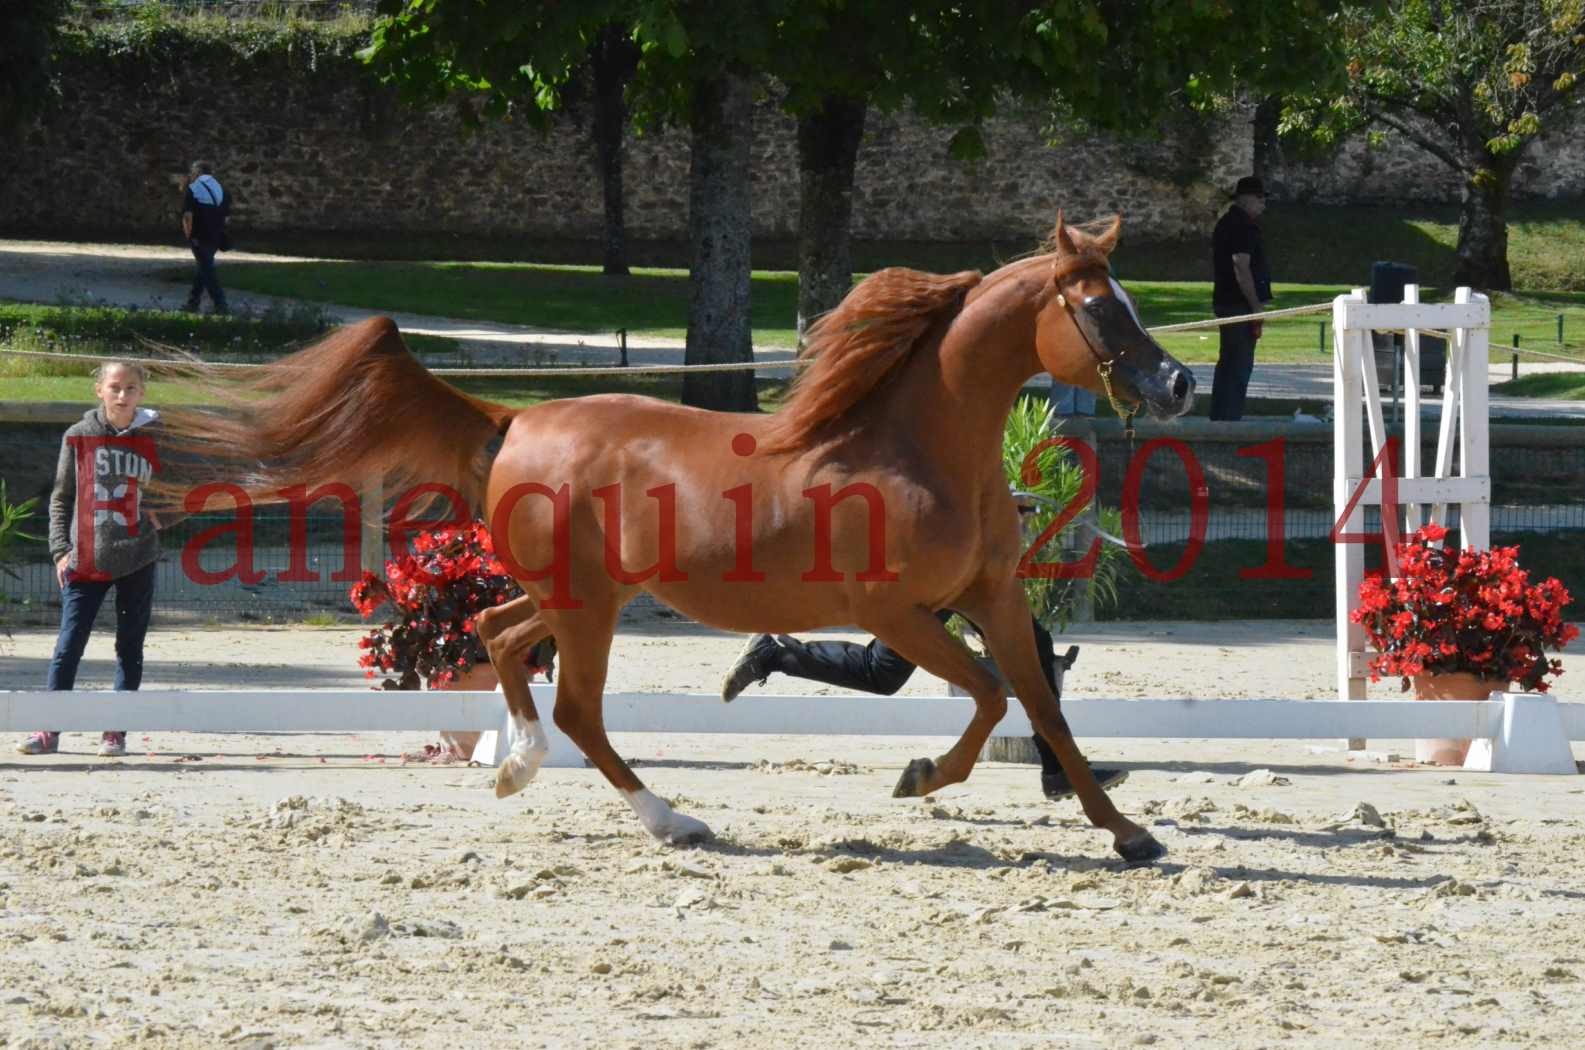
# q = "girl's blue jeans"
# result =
<box><xmin>47</xmin><ymin>559</ymin><xmax>157</xmax><ymax>693</ymax></box>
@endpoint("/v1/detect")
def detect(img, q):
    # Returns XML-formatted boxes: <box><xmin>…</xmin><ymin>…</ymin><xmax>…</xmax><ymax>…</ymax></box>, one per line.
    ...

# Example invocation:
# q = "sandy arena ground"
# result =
<box><xmin>2</xmin><ymin>617</ymin><xmax>1584</xmax><ymax>1048</ymax></box>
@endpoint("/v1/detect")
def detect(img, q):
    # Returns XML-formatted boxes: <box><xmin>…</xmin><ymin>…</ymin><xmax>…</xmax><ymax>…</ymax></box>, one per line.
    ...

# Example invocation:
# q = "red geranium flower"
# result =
<box><xmin>1351</xmin><ymin>525</ymin><xmax>1578</xmax><ymax>692</ymax></box>
<box><xmin>349</xmin><ymin>518</ymin><xmax>556</xmax><ymax>691</ymax></box>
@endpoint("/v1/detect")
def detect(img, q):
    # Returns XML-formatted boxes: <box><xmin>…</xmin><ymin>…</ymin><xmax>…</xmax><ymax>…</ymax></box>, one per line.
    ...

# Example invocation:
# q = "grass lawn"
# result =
<box><xmin>215</xmin><ymin>254</ymin><xmax>1585</xmax><ymax>367</ymax></box>
<box><xmin>203</xmin><ymin>200</ymin><xmax>1585</xmax><ymax>292</ymax></box>
<box><xmin>1491</xmin><ymin>371</ymin><xmax>1585</xmax><ymax>400</ymax></box>
<box><xmin>0</xmin><ymin>300</ymin><xmax>459</xmax><ymax>389</ymax></box>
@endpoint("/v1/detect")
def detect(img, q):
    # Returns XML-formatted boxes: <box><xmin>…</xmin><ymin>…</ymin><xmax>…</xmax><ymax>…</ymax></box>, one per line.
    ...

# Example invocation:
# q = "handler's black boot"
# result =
<box><xmin>1033</xmin><ymin>732</ymin><xmax>1128</xmax><ymax>800</ymax></box>
<box><xmin>1030</xmin><ymin>651</ymin><xmax>1128</xmax><ymax>800</ymax></box>
<box><xmin>1040</xmin><ymin>765</ymin><xmax>1129</xmax><ymax>801</ymax></box>
<box><xmin>720</xmin><ymin>634</ymin><xmax>784</xmax><ymax>702</ymax></box>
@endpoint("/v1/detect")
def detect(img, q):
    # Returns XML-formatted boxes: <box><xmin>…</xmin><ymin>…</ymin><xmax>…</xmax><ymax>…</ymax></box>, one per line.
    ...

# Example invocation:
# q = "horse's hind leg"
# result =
<box><xmin>548</xmin><ymin>599</ymin><xmax>712</xmax><ymax>846</ymax></box>
<box><xmin>477</xmin><ymin>594</ymin><xmax>553</xmax><ymax>798</ymax></box>
<box><xmin>862</xmin><ymin>607</ymin><xmax>1009</xmax><ymax>798</ymax></box>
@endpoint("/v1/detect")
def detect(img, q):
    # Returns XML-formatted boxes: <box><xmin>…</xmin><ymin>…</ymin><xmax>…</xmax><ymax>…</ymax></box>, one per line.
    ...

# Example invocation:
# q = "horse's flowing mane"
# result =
<box><xmin>761</xmin><ymin>267</ymin><xmax>982</xmax><ymax>452</ymax></box>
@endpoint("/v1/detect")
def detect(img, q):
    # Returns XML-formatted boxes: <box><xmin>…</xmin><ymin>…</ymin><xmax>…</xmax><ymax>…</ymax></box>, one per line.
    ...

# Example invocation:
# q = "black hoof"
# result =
<box><xmin>892</xmin><ymin>757</ymin><xmax>937</xmax><ymax>798</ymax></box>
<box><xmin>1114</xmin><ymin>832</ymin><xmax>1167</xmax><ymax>864</ymax></box>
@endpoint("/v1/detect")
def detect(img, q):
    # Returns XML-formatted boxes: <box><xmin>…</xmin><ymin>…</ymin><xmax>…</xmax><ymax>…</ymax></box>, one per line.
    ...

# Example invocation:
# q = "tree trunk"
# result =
<box><xmin>682</xmin><ymin>70</ymin><xmax>757</xmax><ymax>413</ymax></box>
<box><xmin>1250</xmin><ymin>94</ymin><xmax>1282</xmax><ymax>184</ymax></box>
<box><xmin>589</xmin><ymin>24</ymin><xmax>637</xmax><ymax>277</ymax></box>
<box><xmin>1453</xmin><ymin>150</ymin><xmax>1516</xmax><ymax>291</ymax></box>
<box><xmin>795</xmin><ymin>95</ymin><xmax>866</xmax><ymax>343</ymax></box>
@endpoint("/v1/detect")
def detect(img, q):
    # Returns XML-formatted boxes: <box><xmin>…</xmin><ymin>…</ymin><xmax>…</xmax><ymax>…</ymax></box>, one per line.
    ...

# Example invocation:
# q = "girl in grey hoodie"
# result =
<box><xmin>17</xmin><ymin>361</ymin><xmax>166</xmax><ymax>757</ymax></box>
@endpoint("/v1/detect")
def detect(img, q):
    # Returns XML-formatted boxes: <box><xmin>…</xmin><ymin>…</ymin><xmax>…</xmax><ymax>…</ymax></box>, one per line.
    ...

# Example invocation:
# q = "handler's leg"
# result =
<box><xmin>721</xmin><ymin>633</ymin><xmax>920</xmax><ymax>701</ymax></box>
<box><xmin>1025</xmin><ymin>617</ymin><xmax>1128</xmax><ymax>799</ymax></box>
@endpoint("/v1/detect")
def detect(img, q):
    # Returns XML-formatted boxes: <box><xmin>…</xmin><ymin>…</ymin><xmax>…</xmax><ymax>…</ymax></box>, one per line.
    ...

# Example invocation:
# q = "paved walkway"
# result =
<box><xmin>3</xmin><ymin>239</ymin><xmax>1581</xmax><ymax>416</ymax></box>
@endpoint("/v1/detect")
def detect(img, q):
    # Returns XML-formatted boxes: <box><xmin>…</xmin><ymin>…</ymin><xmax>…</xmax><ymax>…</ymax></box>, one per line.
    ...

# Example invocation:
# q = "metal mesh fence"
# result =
<box><xmin>4</xmin><ymin>434</ymin><xmax>1584</xmax><ymax>627</ymax></box>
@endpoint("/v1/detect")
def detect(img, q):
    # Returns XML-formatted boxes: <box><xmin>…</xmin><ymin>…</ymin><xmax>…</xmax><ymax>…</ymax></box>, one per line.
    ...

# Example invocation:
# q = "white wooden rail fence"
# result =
<box><xmin>3</xmin><ymin>689</ymin><xmax>1579</xmax><ymax>775</ymax></box>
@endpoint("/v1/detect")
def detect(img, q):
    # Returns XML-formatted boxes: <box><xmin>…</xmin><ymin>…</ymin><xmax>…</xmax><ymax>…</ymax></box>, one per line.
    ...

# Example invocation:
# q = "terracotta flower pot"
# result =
<box><xmin>436</xmin><ymin>662</ymin><xmax>499</xmax><ymax>761</ymax></box>
<box><xmin>1410</xmin><ymin>672</ymin><xmax>1506</xmax><ymax>766</ymax></box>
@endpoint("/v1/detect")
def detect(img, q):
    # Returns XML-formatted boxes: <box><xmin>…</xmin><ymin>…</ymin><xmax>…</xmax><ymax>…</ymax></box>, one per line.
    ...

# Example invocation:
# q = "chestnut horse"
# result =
<box><xmin>164</xmin><ymin>212</ymin><xmax>1194</xmax><ymax>862</ymax></box>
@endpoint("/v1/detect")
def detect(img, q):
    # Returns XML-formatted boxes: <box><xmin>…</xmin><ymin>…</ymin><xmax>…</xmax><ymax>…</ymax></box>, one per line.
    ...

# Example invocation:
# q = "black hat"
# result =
<box><xmin>1232</xmin><ymin>175</ymin><xmax>1266</xmax><ymax>199</ymax></box>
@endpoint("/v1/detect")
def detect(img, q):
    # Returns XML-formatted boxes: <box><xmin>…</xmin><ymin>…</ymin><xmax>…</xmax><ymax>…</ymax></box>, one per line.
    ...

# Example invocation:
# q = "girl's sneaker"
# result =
<box><xmin>98</xmin><ymin>732</ymin><xmax>127</xmax><ymax>757</ymax></box>
<box><xmin>15</xmin><ymin>732</ymin><xmax>59</xmax><ymax>755</ymax></box>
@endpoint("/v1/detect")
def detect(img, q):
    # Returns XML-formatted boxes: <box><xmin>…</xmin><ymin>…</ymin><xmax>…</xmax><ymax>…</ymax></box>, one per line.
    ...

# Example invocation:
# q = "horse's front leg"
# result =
<box><xmin>863</xmin><ymin>607</ymin><xmax>1008</xmax><ymax>798</ymax></box>
<box><xmin>476</xmin><ymin>594</ymin><xmax>552</xmax><ymax>798</ymax></box>
<box><xmin>968</xmin><ymin>584</ymin><xmax>1165</xmax><ymax>864</ymax></box>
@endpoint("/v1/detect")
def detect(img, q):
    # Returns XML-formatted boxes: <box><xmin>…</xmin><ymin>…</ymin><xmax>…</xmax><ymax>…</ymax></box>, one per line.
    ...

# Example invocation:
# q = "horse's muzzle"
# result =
<box><xmin>1137</xmin><ymin>358</ymin><xmax>1196</xmax><ymax>420</ymax></box>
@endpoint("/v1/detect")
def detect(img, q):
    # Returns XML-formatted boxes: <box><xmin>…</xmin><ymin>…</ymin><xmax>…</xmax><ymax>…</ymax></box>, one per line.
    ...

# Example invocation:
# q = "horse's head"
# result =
<box><xmin>1035</xmin><ymin>212</ymin><xmax>1196</xmax><ymax>421</ymax></box>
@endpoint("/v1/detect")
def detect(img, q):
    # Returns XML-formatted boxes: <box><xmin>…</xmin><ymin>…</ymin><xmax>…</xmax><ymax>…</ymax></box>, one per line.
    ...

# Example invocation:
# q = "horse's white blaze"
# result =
<box><xmin>1108</xmin><ymin>276</ymin><xmax>1145</xmax><ymax>330</ymax></box>
<box><xmin>625</xmin><ymin>789</ymin><xmax>712</xmax><ymax>845</ymax></box>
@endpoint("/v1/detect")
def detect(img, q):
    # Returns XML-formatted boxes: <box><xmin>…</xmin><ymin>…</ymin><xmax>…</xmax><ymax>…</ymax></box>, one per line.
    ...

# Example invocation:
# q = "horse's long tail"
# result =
<box><xmin>157</xmin><ymin>316</ymin><xmax>516</xmax><ymax>513</ymax></box>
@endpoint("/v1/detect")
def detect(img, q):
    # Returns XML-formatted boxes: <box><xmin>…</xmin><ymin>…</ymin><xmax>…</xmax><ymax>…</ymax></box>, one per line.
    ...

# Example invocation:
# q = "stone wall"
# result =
<box><xmin>1268</xmin><ymin>119</ymin><xmax>1585</xmax><ymax>204</ymax></box>
<box><xmin>0</xmin><ymin>45</ymin><xmax>1248</xmax><ymax>246</ymax></box>
<box><xmin>1</xmin><ymin>45</ymin><xmax>1580</xmax><ymax>249</ymax></box>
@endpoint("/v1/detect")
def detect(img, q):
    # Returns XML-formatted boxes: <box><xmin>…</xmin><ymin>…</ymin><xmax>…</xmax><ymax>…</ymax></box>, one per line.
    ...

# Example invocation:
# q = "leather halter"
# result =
<box><xmin>1053</xmin><ymin>267</ymin><xmax>1142</xmax><ymax>441</ymax></box>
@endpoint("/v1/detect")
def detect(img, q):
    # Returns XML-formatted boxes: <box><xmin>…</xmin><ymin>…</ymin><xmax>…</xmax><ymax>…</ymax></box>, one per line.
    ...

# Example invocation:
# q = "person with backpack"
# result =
<box><xmin>181</xmin><ymin>160</ymin><xmax>230</xmax><ymax>314</ymax></box>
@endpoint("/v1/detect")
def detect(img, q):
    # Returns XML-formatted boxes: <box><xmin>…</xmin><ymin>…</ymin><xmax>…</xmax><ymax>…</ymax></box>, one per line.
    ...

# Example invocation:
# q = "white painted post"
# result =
<box><xmin>1401</xmin><ymin>285</ymin><xmax>1423</xmax><ymax>531</ymax></box>
<box><xmin>1334</xmin><ymin>290</ymin><xmax>1369</xmax><ymax>749</ymax></box>
<box><xmin>1430</xmin><ymin>315</ymin><xmax>1464</xmax><ymax>526</ymax></box>
<box><xmin>1456</xmin><ymin>288</ymin><xmax>1491</xmax><ymax>551</ymax></box>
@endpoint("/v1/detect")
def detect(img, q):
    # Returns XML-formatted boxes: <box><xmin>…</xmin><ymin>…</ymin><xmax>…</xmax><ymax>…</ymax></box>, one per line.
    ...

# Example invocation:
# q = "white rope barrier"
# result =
<box><xmin>0</xmin><ymin>346</ymin><xmax>799</xmax><ymax>377</ymax></box>
<box><xmin>7</xmin><ymin>299</ymin><xmax>1564</xmax><ymax>379</ymax></box>
<box><xmin>1145</xmin><ymin>301</ymin><xmax>1334</xmax><ymax>333</ymax></box>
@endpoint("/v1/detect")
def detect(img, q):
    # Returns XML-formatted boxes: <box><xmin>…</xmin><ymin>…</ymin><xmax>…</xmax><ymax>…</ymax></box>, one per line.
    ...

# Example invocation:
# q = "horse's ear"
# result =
<box><xmin>1052</xmin><ymin>209</ymin><xmax>1079</xmax><ymax>258</ymax></box>
<box><xmin>1094</xmin><ymin>214</ymin><xmax>1122</xmax><ymax>255</ymax></box>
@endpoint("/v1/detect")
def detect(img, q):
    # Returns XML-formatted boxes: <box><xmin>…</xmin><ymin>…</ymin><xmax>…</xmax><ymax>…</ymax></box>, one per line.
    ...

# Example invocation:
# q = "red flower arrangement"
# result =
<box><xmin>350</xmin><ymin>520</ymin><xmax>553</xmax><ymax>690</ymax></box>
<box><xmin>1352</xmin><ymin>523</ymin><xmax>1578</xmax><ymax>692</ymax></box>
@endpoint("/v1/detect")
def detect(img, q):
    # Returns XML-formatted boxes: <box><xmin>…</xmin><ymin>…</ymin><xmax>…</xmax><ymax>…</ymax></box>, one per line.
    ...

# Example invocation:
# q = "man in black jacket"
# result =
<box><xmin>1209</xmin><ymin>175</ymin><xmax>1273</xmax><ymax>421</ymax></box>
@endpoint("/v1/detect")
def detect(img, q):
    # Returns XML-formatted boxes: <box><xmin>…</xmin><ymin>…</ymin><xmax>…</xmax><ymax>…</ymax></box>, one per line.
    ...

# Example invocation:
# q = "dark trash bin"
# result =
<box><xmin>1368</xmin><ymin>261</ymin><xmax>1443</xmax><ymax>394</ymax></box>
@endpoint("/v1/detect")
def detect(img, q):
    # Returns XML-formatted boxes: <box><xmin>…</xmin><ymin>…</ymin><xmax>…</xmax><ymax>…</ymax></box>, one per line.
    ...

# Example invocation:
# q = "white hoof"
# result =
<box><xmin>493</xmin><ymin>717</ymin><xmax>547</xmax><ymax>799</ymax></box>
<box><xmin>625</xmin><ymin>788</ymin><xmax>713</xmax><ymax>846</ymax></box>
<box><xmin>494</xmin><ymin>754</ymin><xmax>538</xmax><ymax>798</ymax></box>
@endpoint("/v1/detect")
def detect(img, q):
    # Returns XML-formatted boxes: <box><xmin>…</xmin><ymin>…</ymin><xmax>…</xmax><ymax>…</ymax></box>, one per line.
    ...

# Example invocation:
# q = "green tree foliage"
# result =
<box><xmin>768</xmin><ymin>1</ymin><xmax>1358</xmax><ymax>335</ymax></box>
<box><xmin>0</xmin><ymin>0</ymin><xmax>69</xmax><ymax>137</ymax></box>
<box><xmin>366</xmin><ymin>2</ymin><xmax>775</xmax><ymax>410</ymax></box>
<box><xmin>1283</xmin><ymin>0</ymin><xmax>1585</xmax><ymax>290</ymax></box>
<box><xmin>363</xmin><ymin>3</ymin><xmax>1357</xmax><ymax>406</ymax></box>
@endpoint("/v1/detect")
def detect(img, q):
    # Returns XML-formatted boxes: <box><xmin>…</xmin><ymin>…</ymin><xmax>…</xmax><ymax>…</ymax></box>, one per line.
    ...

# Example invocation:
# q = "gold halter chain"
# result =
<box><xmin>1095</xmin><ymin>359</ymin><xmax>1139</xmax><ymax>444</ymax></box>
